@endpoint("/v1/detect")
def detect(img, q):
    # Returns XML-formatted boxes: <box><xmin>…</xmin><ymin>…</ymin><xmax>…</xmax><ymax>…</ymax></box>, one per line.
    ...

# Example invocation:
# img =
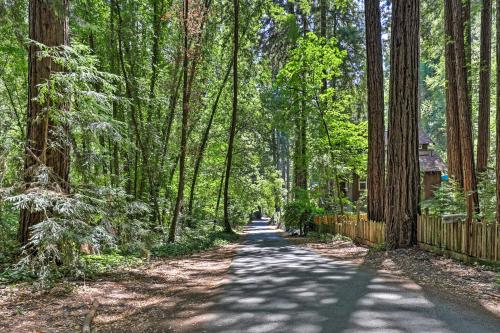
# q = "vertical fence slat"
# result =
<box><xmin>313</xmin><ymin>214</ymin><xmax>497</xmax><ymax>264</ymax></box>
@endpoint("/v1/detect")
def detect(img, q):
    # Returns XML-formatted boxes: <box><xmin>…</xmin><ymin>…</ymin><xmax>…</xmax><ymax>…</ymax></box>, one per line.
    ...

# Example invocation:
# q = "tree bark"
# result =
<box><xmin>444</xmin><ymin>0</ymin><xmax>463</xmax><ymax>186</ymax></box>
<box><xmin>168</xmin><ymin>0</ymin><xmax>190</xmax><ymax>242</ymax></box>
<box><xmin>320</xmin><ymin>0</ymin><xmax>326</xmax><ymax>38</ymax></box>
<box><xmin>451</xmin><ymin>0</ymin><xmax>479</xmax><ymax>222</ymax></box>
<box><xmin>385</xmin><ymin>0</ymin><xmax>420</xmax><ymax>249</ymax></box>
<box><xmin>222</xmin><ymin>0</ymin><xmax>238</xmax><ymax>233</ymax></box>
<box><xmin>365</xmin><ymin>0</ymin><xmax>385</xmax><ymax>222</ymax></box>
<box><xmin>462</xmin><ymin>0</ymin><xmax>472</xmax><ymax>110</ymax></box>
<box><xmin>352</xmin><ymin>173</ymin><xmax>360</xmax><ymax>202</ymax></box>
<box><xmin>19</xmin><ymin>0</ymin><xmax>70</xmax><ymax>245</ymax></box>
<box><xmin>477</xmin><ymin>0</ymin><xmax>492</xmax><ymax>174</ymax></box>
<box><xmin>495</xmin><ymin>0</ymin><xmax>500</xmax><ymax>264</ymax></box>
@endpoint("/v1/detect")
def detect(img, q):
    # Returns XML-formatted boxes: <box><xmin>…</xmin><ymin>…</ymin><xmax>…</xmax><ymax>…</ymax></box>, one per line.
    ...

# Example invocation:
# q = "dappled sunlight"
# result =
<box><xmin>200</xmin><ymin>221</ymin><xmax>499</xmax><ymax>333</ymax></box>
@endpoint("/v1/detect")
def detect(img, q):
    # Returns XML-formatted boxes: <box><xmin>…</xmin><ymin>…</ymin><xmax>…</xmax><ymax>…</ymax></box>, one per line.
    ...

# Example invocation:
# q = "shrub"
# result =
<box><xmin>152</xmin><ymin>223</ymin><xmax>239</xmax><ymax>257</ymax></box>
<box><xmin>5</xmin><ymin>185</ymin><xmax>150</xmax><ymax>285</ymax></box>
<box><xmin>283</xmin><ymin>198</ymin><xmax>323</xmax><ymax>235</ymax></box>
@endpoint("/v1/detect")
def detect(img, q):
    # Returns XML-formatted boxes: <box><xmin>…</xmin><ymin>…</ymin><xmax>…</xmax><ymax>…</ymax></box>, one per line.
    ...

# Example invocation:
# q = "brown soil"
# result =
<box><xmin>288</xmin><ymin>235</ymin><xmax>500</xmax><ymax>316</ymax></box>
<box><xmin>0</xmin><ymin>243</ymin><xmax>239</xmax><ymax>333</ymax></box>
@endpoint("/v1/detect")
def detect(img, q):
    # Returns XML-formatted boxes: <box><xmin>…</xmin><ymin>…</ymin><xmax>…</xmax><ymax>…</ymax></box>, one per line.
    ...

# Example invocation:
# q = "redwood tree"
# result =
<box><xmin>495</xmin><ymin>0</ymin><xmax>500</xmax><ymax>255</ymax></box>
<box><xmin>385</xmin><ymin>0</ymin><xmax>420</xmax><ymax>249</ymax></box>
<box><xmin>451</xmin><ymin>0</ymin><xmax>479</xmax><ymax>221</ymax></box>
<box><xmin>444</xmin><ymin>0</ymin><xmax>463</xmax><ymax>185</ymax></box>
<box><xmin>365</xmin><ymin>0</ymin><xmax>385</xmax><ymax>222</ymax></box>
<box><xmin>477</xmin><ymin>0</ymin><xmax>492</xmax><ymax>173</ymax></box>
<box><xmin>19</xmin><ymin>0</ymin><xmax>70</xmax><ymax>245</ymax></box>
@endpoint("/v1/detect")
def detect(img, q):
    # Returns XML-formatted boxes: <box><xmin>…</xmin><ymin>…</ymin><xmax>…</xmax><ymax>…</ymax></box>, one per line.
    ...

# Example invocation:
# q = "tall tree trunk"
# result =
<box><xmin>444</xmin><ymin>0</ymin><xmax>463</xmax><ymax>186</ymax></box>
<box><xmin>19</xmin><ymin>0</ymin><xmax>70</xmax><ymax>245</ymax></box>
<box><xmin>451</xmin><ymin>0</ymin><xmax>480</xmax><ymax>223</ymax></box>
<box><xmin>320</xmin><ymin>0</ymin><xmax>326</xmax><ymax>38</ymax></box>
<box><xmin>477</xmin><ymin>0</ymin><xmax>492</xmax><ymax>174</ymax></box>
<box><xmin>365</xmin><ymin>0</ymin><xmax>385</xmax><ymax>222</ymax></box>
<box><xmin>495</xmin><ymin>0</ymin><xmax>500</xmax><ymax>266</ymax></box>
<box><xmin>463</xmin><ymin>0</ymin><xmax>472</xmax><ymax>109</ymax></box>
<box><xmin>293</xmin><ymin>12</ymin><xmax>309</xmax><ymax>196</ymax></box>
<box><xmin>385</xmin><ymin>0</ymin><xmax>420</xmax><ymax>249</ymax></box>
<box><xmin>352</xmin><ymin>173</ymin><xmax>360</xmax><ymax>202</ymax></box>
<box><xmin>222</xmin><ymin>0</ymin><xmax>238</xmax><ymax>233</ymax></box>
<box><xmin>188</xmin><ymin>59</ymin><xmax>232</xmax><ymax>216</ymax></box>
<box><xmin>168</xmin><ymin>0</ymin><xmax>190</xmax><ymax>242</ymax></box>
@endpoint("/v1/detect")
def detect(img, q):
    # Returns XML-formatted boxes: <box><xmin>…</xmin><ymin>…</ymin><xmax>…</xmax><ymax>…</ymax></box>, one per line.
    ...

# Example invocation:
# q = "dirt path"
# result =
<box><xmin>0</xmin><ymin>243</ymin><xmax>238</xmax><ymax>333</ymax></box>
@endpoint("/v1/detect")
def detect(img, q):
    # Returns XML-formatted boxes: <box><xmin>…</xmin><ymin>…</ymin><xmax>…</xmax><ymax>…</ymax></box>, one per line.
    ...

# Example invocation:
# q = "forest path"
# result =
<box><xmin>200</xmin><ymin>220</ymin><xmax>499</xmax><ymax>333</ymax></box>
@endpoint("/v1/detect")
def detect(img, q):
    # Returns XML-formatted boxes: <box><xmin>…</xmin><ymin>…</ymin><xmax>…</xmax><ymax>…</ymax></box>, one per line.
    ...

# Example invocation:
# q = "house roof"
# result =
<box><xmin>383</xmin><ymin>128</ymin><xmax>447</xmax><ymax>172</ymax></box>
<box><xmin>418</xmin><ymin>129</ymin><xmax>433</xmax><ymax>145</ymax></box>
<box><xmin>419</xmin><ymin>150</ymin><xmax>447</xmax><ymax>172</ymax></box>
<box><xmin>385</xmin><ymin>128</ymin><xmax>434</xmax><ymax>145</ymax></box>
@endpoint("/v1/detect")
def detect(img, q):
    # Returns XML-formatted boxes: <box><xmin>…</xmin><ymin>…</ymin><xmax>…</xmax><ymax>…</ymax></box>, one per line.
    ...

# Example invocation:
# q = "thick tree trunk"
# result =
<box><xmin>444</xmin><ymin>0</ymin><xmax>463</xmax><ymax>186</ymax></box>
<box><xmin>385</xmin><ymin>0</ymin><xmax>420</xmax><ymax>249</ymax></box>
<box><xmin>451</xmin><ymin>0</ymin><xmax>479</xmax><ymax>222</ymax></box>
<box><xmin>477</xmin><ymin>0</ymin><xmax>492</xmax><ymax>174</ymax></box>
<box><xmin>365</xmin><ymin>0</ymin><xmax>385</xmax><ymax>222</ymax></box>
<box><xmin>462</xmin><ymin>0</ymin><xmax>472</xmax><ymax>109</ymax></box>
<box><xmin>19</xmin><ymin>0</ymin><xmax>70</xmax><ymax>245</ymax></box>
<box><xmin>495</xmin><ymin>0</ymin><xmax>500</xmax><ymax>263</ymax></box>
<box><xmin>222</xmin><ymin>0</ymin><xmax>239</xmax><ymax>233</ymax></box>
<box><xmin>168</xmin><ymin>0</ymin><xmax>190</xmax><ymax>242</ymax></box>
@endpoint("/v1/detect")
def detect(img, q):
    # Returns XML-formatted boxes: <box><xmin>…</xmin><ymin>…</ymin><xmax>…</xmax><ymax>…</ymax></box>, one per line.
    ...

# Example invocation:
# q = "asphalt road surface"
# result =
<box><xmin>201</xmin><ymin>220</ymin><xmax>499</xmax><ymax>333</ymax></box>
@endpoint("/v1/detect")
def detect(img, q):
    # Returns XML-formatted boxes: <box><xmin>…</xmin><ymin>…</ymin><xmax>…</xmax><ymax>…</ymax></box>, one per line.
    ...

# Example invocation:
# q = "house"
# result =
<box><xmin>347</xmin><ymin>129</ymin><xmax>447</xmax><ymax>201</ymax></box>
<box><xmin>418</xmin><ymin>130</ymin><xmax>447</xmax><ymax>199</ymax></box>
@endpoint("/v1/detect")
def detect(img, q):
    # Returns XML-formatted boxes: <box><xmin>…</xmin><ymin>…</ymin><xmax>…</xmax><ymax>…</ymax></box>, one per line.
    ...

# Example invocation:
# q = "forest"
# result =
<box><xmin>0</xmin><ymin>0</ymin><xmax>500</xmax><ymax>332</ymax></box>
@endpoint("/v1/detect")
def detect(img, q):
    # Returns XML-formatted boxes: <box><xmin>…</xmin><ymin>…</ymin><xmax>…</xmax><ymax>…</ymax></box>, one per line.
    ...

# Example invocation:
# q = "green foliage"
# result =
<box><xmin>80</xmin><ymin>253</ymin><xmax>142</xmax><ymax>277</ymax></box>
<box><xmin>421</xmin><ymin>180</ymin><xmax>467</xmax><ymax>216</ymax></box>
<box><xmin>0</xmin><ymin>203</ymin><xmax>19</xmax><ymax>269</ymax></box>
<box><xmin>283</xmin><ymin>197</ymin><xmax>323</xmax><ymax>234</ymax></box>
<box><xmin>4</xmin><ymin>185</ymin><xmax>151</xmax><ymax>284</ymax></box>
<box><xmin>152</xmin><ymin>224</ymin><xmax>239</xmax><ymax>257</ymax></box>
<box><xmin>422</xmin><ymin>173</ymin><xmax>498</xmax><ymax>222</ymax></box>
<box><xmin>370</xmin><ymin>242</ymin><xmax>388</xmax><ymax>252</ymax></box>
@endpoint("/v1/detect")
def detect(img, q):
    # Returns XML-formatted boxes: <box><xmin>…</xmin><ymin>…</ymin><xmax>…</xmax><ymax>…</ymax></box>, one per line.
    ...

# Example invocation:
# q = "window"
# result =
<box><xmin>360</xmin><ymin>181</ymin><xmax>367</xmax><ymax>191</ymax></box>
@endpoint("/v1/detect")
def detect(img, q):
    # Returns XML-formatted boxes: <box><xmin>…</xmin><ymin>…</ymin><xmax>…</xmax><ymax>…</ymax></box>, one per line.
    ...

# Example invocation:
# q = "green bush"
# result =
<box><xmin>283</xmin><ymin>198</ymin><xmax>323</xmax><ymax>235</ymax></box>
<box><xmin>422</xmin><ymin>173</ymin><xmax>497</xmax><ymax>222</ymax></box>
<box><xmin>152</xmin><ymin>224</ymin><xmax>239</xmax><ymax>257</ymax></box>
<box><xmin>0</xmin><ymin>203</ymin><xmax>19</xmax><ymax>270</ymax></box>
<box><xmin>80</xmin><ymin>253</ymin><xmax>142</xmax><ymax>277</ymax></box>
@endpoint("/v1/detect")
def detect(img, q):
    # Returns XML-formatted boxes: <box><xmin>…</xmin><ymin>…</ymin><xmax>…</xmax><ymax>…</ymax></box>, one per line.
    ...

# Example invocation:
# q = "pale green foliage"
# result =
<box><xmin>421</xmin><ymin>180</ymin><xmax>467</xmax><ymax>216</ymax></box>
<box><xmin>7</xmin><ymin>185</ymin><xmax>150</xmax><ymax>283</ymax></box>
<box><xmin>422</xmin><ymin>175</ymin><xmax>499</xmax><ymax>223</ymax></box>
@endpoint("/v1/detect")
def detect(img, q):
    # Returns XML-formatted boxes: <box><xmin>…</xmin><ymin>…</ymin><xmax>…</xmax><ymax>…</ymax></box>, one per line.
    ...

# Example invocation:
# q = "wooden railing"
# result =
<box><xmin>313</xmin><ymin>214</ymin><xmax>499</xmax><ymax>264</ymax></box>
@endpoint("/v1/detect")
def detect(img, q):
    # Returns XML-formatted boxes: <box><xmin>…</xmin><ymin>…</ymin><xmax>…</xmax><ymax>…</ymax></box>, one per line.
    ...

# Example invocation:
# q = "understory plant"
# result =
<box><xmin>283</xmin><ymin>194</ymin><xmax>323</xmax><ymax>236</ymax></box>
<box><xmin>421</xmin><ymin>172</ymin><xmax>497</xmax><ymax>222</ymax></box>
<box><xmin>5</xmin><ymin>179</ymin><xmax>150</xmax><ymax>285</ymax></box>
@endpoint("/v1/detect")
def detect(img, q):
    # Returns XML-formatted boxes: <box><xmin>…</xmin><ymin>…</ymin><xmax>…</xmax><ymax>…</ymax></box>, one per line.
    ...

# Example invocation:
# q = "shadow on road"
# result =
<box><xmin>200</xmin><ymin>220</ymin><xmax>499</xmax><ymax>333</ymax></box>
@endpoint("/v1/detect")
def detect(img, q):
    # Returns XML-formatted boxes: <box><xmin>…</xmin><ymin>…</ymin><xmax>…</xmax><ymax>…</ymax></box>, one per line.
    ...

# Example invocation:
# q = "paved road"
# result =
<box><xmin>202</xmin><ymin>220</ymin><xmax>499</xmax><ymax>333</ymax></box>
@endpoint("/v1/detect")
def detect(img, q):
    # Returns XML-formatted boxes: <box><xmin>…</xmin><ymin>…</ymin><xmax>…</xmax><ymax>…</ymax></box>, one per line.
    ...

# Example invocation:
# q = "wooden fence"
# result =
<box><xmin>313</xmin><ymin>214</ymin><xmax>499</xmax><ymax>264</ymax></box>
<box><xmin>417</xmin><ymin>215</ymin><xmax>499</xmax><ymax>264</ymax></box>
<box><xmin>313</xmin><ymin>214</ymin><xmax>385</xmax><ymax>247</ymax></box>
